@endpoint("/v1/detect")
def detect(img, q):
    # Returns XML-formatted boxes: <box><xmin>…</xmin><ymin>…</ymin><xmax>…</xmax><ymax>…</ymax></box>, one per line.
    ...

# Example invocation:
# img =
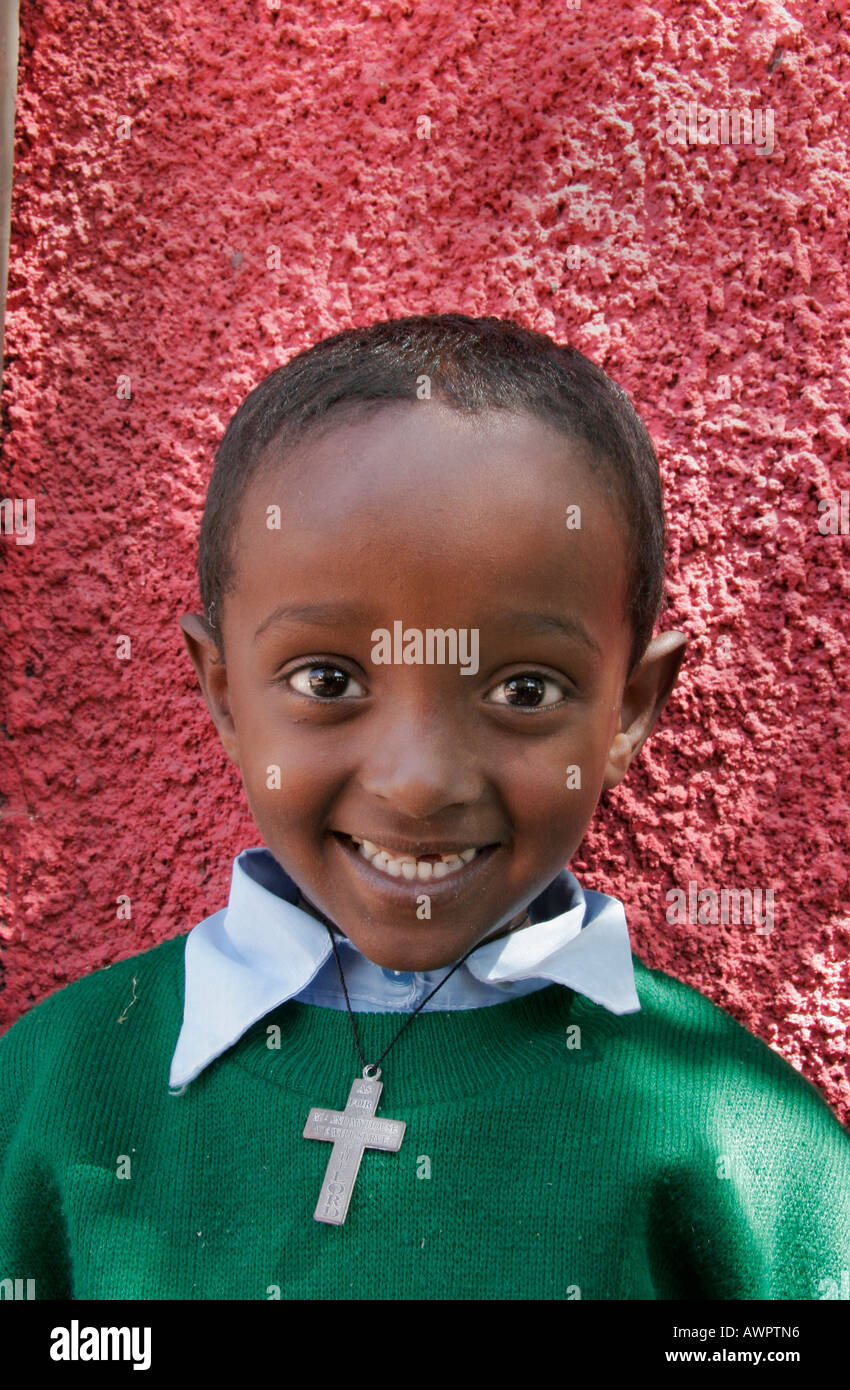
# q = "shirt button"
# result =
<box><xmin>381</xmin><ymin>967</ymin><xmax>413</xmax><ymax>985</ymax></box>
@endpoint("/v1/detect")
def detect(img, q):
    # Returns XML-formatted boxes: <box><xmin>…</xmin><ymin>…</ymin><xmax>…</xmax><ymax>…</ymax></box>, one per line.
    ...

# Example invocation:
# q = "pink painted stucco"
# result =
<box><xmin>1</xmin><ymin>1</ymin><xmax>847</xmax><ymax>1120</ymax></box>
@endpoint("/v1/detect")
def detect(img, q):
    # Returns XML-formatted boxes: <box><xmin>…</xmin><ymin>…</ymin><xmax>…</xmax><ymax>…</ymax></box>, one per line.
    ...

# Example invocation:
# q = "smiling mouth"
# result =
<box><xmin>334</xmin><ymin>832</ymin><xmax>496</xmax><ymax>883</ymax></box>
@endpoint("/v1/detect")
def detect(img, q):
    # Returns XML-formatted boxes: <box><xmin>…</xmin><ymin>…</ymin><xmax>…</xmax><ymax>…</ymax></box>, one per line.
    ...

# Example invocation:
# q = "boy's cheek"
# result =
<box><xmin>235</xmin><ymin>733</ymin><xmax>349</xmax><ymax>839</ymax></box>
<box><xmin>502</xmin><ymin>750</ymin><xmax>607</xmax><ymax>860</ymax></box>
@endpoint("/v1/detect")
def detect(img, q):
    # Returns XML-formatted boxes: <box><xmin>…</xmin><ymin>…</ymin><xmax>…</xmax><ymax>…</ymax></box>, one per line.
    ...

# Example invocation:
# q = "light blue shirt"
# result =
<box><xmin>169</xmin><ymin>847</ymin><xmax>641</xmax><ymax>1088</ymax></box>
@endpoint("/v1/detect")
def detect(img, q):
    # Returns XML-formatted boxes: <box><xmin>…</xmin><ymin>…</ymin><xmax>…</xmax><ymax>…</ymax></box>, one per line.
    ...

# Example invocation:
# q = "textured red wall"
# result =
<box><xmin>1</xmin><ymin>1</ymin><xmax>848</xmax><ymax>1121</ymax></box>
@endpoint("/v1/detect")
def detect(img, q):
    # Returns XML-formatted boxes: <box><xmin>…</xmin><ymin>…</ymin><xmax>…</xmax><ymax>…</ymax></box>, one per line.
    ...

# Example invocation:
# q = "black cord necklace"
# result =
<box><xmin>324</xmin><ymin>913</ymin><xmax>488</xmax><ymax>1076</ymax></box>
<box><xmin>295</xmin><ymin>891</ymin><xmax>529</xmax><ymax>1226</ymax></box>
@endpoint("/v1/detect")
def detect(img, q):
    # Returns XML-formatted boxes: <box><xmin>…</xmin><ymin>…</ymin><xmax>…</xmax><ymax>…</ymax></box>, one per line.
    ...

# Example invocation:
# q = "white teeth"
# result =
<box><xmin>346</xmin><ymin>835</ymin><xmax>483</xmax><ymax>883</ymax></box>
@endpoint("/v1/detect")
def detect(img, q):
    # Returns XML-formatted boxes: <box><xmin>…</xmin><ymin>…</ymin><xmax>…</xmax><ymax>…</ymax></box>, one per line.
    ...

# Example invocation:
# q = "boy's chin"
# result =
<box><xmin>317</xmin><ymin>904</ymin><xmax>531</xmax><ymax>974</ymax></box>
<box><xmin>334</xmin><ymin>925</ymin><xmax>485</xmax><ymax>974</ymax></box>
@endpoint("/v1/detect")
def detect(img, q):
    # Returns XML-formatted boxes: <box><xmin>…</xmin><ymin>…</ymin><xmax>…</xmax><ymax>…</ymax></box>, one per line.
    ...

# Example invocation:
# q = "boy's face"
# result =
<box><xmin>182</xmin><ymin>401</ymin><xmax>684</xmax><ymax>971</ymax></box>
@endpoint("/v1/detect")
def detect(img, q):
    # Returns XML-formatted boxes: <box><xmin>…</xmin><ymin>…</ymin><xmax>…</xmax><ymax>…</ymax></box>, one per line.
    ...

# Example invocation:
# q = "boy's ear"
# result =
<box><xmin>179</xmin><ymin>612</ymin><xmax>239</xmax><ymax>763</ymax></box>
<box><xmin>602</xmin><ymin>630</ymin><xmax>687</xmax><ymax>790</ymax></box>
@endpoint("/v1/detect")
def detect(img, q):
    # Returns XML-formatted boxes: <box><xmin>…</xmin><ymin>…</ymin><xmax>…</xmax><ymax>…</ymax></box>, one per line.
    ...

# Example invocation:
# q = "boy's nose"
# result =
<box><xmin>357</xmin><ymin>715</ymin><xmax>486</xmax><ymax>820</ymax></box>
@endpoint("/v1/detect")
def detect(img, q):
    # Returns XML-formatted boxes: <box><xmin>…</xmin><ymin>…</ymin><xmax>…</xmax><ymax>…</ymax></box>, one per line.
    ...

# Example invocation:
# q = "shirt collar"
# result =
<box><xmin>169</xmin><ymin>847</ymin><xmax>640</xmax><ymax>1088</ymax></box>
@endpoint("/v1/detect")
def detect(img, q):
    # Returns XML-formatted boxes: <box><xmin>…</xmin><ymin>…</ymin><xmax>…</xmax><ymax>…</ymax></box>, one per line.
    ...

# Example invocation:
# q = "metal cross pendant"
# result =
<box><xmin>303</xmin><ymin>1068</ymin><xmax>406</xmax><ymax>1225</ymax></box>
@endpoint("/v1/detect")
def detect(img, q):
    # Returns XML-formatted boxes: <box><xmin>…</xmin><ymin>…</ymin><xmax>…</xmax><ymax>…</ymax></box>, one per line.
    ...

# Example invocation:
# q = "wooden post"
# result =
<box><xmin>0</xmin><ymin>0</ymin><xmax>20</xmax><ymax>401</ymax></box>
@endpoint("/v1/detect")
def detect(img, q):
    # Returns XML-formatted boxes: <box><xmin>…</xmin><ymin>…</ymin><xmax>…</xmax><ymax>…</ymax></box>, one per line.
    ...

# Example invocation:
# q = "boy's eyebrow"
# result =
<box><xmin>254</xmin><ymin>601</ymin><xmax>374</xmax><ymax>640</ymax></box>
<box><xmin>255</xmin><ymin>602</ymin><xmax>600</xmax><ymax>655</ymax></box>
<box><xmin>495</xmin><ymin>611</ymin><xmax>602</xmax><ymax>656</ymax></box>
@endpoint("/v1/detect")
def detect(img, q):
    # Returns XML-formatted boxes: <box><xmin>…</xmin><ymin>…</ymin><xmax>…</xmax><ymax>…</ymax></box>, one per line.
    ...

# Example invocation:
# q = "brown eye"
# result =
<box><xmin>485</xmin><ymin>672</ymin><xmax>568</xmax><ymax>709</ymax></box>
<box><xmin>287</xmin><ymin>665</ymin><xmax>366</xmax><ymax>700</ymax></box>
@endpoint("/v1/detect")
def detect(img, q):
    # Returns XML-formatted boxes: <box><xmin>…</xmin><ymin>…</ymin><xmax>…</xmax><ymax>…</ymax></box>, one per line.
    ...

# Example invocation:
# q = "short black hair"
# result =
<box><xmin>198</xmin><ymin>313</ymin><xmax>667</xmax><ymax>674</ymax></box>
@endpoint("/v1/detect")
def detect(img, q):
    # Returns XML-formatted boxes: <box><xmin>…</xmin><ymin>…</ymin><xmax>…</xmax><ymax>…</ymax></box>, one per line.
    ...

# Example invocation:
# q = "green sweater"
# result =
<box><xmin>0</xmin><ymin>933</ymin><xmax>847</xmax><ymax>1300</ymax></box>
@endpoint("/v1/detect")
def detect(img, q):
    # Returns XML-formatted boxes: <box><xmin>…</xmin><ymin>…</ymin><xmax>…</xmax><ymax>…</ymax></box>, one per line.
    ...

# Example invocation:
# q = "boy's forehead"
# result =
<box><xmin>229</xmin><ymin>401</ymin><xmax>631</xmax><ymax>659</ymax></box>
<box><xmin>250</xmin><ymin>400</ymin><xmax>612</xmax><ymax>529</ymax></box>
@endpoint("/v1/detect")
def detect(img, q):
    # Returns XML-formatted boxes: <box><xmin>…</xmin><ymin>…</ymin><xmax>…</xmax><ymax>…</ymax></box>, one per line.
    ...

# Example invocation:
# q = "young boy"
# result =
<box><xmin>1</xmin><ymin>314</ymin><xmax>847</xmax><ymax>1300</ymax></box>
